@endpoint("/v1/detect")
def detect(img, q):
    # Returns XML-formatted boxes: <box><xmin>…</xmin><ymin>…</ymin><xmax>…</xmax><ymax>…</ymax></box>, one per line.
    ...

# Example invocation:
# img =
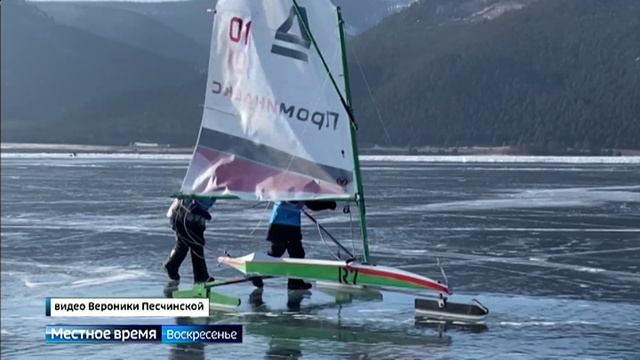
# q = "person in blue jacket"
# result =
<box><xmin>253</xmin><ymin>200</ymin><xmax>336</xmax><ymax>290</ymax></box>
<box><xmin>163</xmin><ymin>198</ymin><xmax>216</xmax><ymax>284</ymax></box>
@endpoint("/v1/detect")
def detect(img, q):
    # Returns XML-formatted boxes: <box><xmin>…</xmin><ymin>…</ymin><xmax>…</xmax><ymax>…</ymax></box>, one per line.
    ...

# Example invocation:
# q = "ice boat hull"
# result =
<box><xmin>218</xmin><ymin>252</ymin><xmax>450</xmax><ymax>296</ymax></box>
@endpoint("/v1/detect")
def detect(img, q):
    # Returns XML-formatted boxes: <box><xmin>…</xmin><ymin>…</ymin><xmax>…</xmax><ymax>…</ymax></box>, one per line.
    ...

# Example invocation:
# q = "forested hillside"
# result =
<box><xmin>2</xmin><ymin>0</ymin><xmax>638</xmax><ymax>152</ymax></box>
<box><xmin>349</xmin><ymin>0</ymin><xmax>640</xmax><ymax>151</ymax></box>
<box><xmin>1</xmin><ymin>0</ymin><xmax>200</xmax><ymax>143</ymax></box>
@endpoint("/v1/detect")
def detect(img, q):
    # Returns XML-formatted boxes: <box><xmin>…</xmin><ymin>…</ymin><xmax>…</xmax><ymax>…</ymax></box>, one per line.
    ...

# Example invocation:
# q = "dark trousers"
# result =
<box><xmin>164</xmin><ymin>208</ymin><xmax>210</xmax><ymax>283</ymax></box>
<box><xmin>267</xmin><ymin>224</ymin><xmax>305</xmax><ymax>258</ymax></box>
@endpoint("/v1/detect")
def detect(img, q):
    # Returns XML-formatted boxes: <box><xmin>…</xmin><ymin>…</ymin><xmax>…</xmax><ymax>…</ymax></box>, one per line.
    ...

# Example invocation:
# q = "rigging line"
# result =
<box><xmin>314</xmin><ymin>218</ymin><xmax>343</xmax><ymax>261</ymax></box>
<box><xmin>176</xmin><ymin>202</ymin><xmax>209</xmax><ymax>261</ymax></box>
<box><xmin>348</xmin><ymin>205</ymin><xmax>356</xmax><ymax>256</ymax></box>
<box><xmin>436</xmin><ymin>257</ymin><xmax>449</xmax><ymax>287</ymax></box>
<box><xmin>350</xmin><ymin>46</ymin><xmax>393</xmax><ymax>146</ymax></box>
<box><xmin>175</xmin><ymin>200</ymin><xmax>236</xmax><ymax>261</ymax></box>
<box><xmin>248</xmin><ymin>201</ymin><xmax>272</xmax><ymax>236</ymax></box>
<box><xmin>343</xmin><ymin>204</ymin><xmax>358</xmax><ymax>260</ymax></box>
<box><xmin>302</xmin><ymin>209</ymin><xmax>355</xmax><ymax>259</ymax></box>
<box><xmin>291</xmin><ymin>0</ymin><xmax>358</xmax><ymax>129</ymax></box>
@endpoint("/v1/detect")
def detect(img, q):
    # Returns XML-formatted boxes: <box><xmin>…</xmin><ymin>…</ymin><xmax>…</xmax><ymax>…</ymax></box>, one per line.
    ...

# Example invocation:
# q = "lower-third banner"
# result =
<box><xmin>45</xmin><ymin>325</ymin><xmax>243</xmax><ymax>344</ymax></box>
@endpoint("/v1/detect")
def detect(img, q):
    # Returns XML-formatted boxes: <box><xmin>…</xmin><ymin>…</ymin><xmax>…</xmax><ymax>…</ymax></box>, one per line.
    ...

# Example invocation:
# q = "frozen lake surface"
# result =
<box><xmin>1</xmin><ymin>154</ymin><xmax>639</xmax><ymax>359</ymax></box>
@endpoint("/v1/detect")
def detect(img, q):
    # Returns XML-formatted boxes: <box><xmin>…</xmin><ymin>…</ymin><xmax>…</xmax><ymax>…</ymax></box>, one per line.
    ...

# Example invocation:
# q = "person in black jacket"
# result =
<box><xmin>163</xmin><ymin>198</ymin><xmax>216</xmax><ymax>284</ymax></box>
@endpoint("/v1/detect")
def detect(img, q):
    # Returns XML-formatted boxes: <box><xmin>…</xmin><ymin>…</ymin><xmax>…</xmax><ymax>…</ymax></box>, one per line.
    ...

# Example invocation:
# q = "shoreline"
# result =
<box><xmin>2</xmin><ymin>142</ymin><xmax>640</xmax><ymax>157</ymax></box>
<box><xmin>0</xmin><ymin>143</ymin><xmax>193</xmax><ymax>154</ymax></box>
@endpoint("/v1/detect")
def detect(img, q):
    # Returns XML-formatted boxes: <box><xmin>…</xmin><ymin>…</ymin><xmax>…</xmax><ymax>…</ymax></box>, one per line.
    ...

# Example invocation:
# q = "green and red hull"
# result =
<box><xmin>218</xmin><ymin>253</ymin><xmax>450</xmax><ymax>296</ymax></box>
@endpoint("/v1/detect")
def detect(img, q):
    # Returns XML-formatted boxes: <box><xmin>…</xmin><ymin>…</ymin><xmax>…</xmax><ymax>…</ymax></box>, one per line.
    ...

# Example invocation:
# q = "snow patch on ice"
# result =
<box><xmin>4</xmin><ymin>153</ymin><xmax>640</xmax><ymax>164</ymax></box>
<box><xmin>499</xmin><ymin>321</ymin><xmax>557</xmax><ymax>327</ymax></box>
<box><xmin>395</xmin><ymin>186</ymin><xmax>640</xmax><ymax>213</ymax></box>
<box><xmin>69</xmin><ymin>269</ymin><xmax>148</xmax><ymax>288</ymax></box>
<box><xmin>361</xmin><ymin>155</ymin><xmax>640</xmax><ymax>164</ymax></box>
<box><xmin>1</xmin><ymin>152</ymin><xmax>190</xmax><ymax>161</ymax></box>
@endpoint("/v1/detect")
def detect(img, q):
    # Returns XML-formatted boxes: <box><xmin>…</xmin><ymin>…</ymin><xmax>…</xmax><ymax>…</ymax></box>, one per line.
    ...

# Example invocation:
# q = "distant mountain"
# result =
<box><xmin>349</xmin><ymin>0</ymin><xmax>640</xmax><ymax>151</ymax></box>
<box><xmin>1</xmin><ymin>0</ymin><xmax>418</xmax><ymax>145</ymax></box>
<box><xmin>1</xmin><ymin>0</ymin><xmax>200</xmax><ymax>143</ymax></box>
<box><xmin>92</xmin><ymin>0</ymin><xmax>215</xmax><ymax>47</ymax></box>
<box><xmin>32</xmin><ymin>0</ymin><xmax>416</xmax><ymax>47</ymax></box>
<box><xmin>393</xmin><ymin>0</ymin><xmax>539</xmax><ymax>25</ymax></box>
<box><xmin>34</xmin><ymin>0</ymin><xmax>208</xmax><ymax>66</ymax></box>
<box><xmin>333</xmin><ymin>0</ymin><xmax>417</xmax><ymax>35</ymax></box>
<box><xmin>2</xmin><ymin>0</ymin><xmax>639</xmax><ymax>152</ymax></box>
<box><xmin>50</xmin><ymin>77</ymin><xmax>206</xmax><ymax>146</ymax></box>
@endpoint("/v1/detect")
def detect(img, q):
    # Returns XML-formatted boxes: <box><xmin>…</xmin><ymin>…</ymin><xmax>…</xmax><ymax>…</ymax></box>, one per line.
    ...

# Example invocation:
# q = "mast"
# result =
<box><xmin>289</xmin><ymin>0</ymin><xmax>370</xmax><ymax>262</ymax></box>
<box><xmin>336</xmin><ymin>7</ymin><xmax>370</xmax><ymax>263</ymax></box>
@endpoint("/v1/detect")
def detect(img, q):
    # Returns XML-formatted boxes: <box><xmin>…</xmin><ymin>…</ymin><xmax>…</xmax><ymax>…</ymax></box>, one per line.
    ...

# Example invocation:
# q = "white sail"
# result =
<box><xmin>180</xmin><ymin>0</ymin><xmax>356</xmax><ymax>201</ymax></box>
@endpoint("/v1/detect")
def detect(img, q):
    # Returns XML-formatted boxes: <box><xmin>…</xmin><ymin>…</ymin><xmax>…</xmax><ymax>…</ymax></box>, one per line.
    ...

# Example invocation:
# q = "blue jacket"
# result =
<box><xmin>269</xmin><ymin>201</ymin><xmax>304</xmax><ymax>227</ymax></box>
<box><xmin>191</xmin><ymin>198</ymin><xmax>215</xmax><ymax>220</ymax></box>
<box><xmin>194</xmin><ymin>198</ymin><xmax>216</xmax><ymax>211</ymax></box>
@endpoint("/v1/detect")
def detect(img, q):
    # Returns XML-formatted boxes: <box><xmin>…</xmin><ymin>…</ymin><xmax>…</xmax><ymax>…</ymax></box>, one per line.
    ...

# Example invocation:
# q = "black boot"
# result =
<box><xmin>195</xmin><ymin>276</ymin><xmax>215</xmax><ymax>284</ymax></box>
<box><xmin>163</xmin><ymin>264</ymin><xmax>181</xmax><ymax>284</ymax></box>
<box><xmin>250</xmin><ymin>277</ymin><xmax>264</xmax><ymax>288</ymax></box>
<box><xmin>163</xmin><ymin>260</ymin><xmax>181</xmax><ymax>287</ymax></box>
<box><xmin>249</xmin><ymin>288</ymin><xmax>265</xmax><ymax>309</ymax></box>
<box><xmin>164</xmin><ymin>238</ymin><xmax>188</xmax><ymax>284</ymax></box>
<box><xmin>287</xmin><ymin>279</ymin><xmax>312</xmax><ymax>290</ymax></box>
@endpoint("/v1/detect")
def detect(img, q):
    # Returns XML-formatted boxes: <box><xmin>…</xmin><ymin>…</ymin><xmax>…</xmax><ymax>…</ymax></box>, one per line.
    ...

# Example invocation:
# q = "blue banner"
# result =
<box><xmin>162</xmin><ymin>325</ymin><xmax>243</xmax><ymax>344</ymax></box>
<box><xmin>45</xmin><ymin>325</ymin><xmax>243</xmax><ymax>344</ymax></box>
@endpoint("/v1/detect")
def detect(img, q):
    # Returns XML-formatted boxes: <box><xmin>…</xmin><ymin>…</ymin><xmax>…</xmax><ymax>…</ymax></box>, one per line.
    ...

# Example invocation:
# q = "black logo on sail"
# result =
<box><xmin>271</xmin><ymin>6</ymin><xmax>311</xmax><ymax>62</ymax></box>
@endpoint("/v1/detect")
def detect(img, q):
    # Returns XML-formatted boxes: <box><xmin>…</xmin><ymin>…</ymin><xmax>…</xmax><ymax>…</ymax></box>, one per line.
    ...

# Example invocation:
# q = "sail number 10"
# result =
<box><xmin>229</xmin><ymin>17</ymin><xmax>252</xmax><ymax>46</ymax></box>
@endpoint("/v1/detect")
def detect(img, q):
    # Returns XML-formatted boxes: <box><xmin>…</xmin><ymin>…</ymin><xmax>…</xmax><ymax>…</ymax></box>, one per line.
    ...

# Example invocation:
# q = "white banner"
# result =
<box><xmin>46</xmin><ymin>298</ymin><xmax>209</xmax><ymax>317</ymax></box>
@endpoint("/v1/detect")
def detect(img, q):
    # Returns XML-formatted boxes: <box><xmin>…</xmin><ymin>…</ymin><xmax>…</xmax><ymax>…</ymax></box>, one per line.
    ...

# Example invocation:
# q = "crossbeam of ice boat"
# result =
<box><xmin>170</xmin><ymin>277</ymin><xmax>268</xmax><ymax>310</ymax></box>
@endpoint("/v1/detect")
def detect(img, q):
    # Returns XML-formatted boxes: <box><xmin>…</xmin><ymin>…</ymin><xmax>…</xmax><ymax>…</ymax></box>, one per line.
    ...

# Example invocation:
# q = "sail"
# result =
<box><xmin>180</xmin><ymin>0</ymin><xmax>356</xmax><ymax>201</ymax></box>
